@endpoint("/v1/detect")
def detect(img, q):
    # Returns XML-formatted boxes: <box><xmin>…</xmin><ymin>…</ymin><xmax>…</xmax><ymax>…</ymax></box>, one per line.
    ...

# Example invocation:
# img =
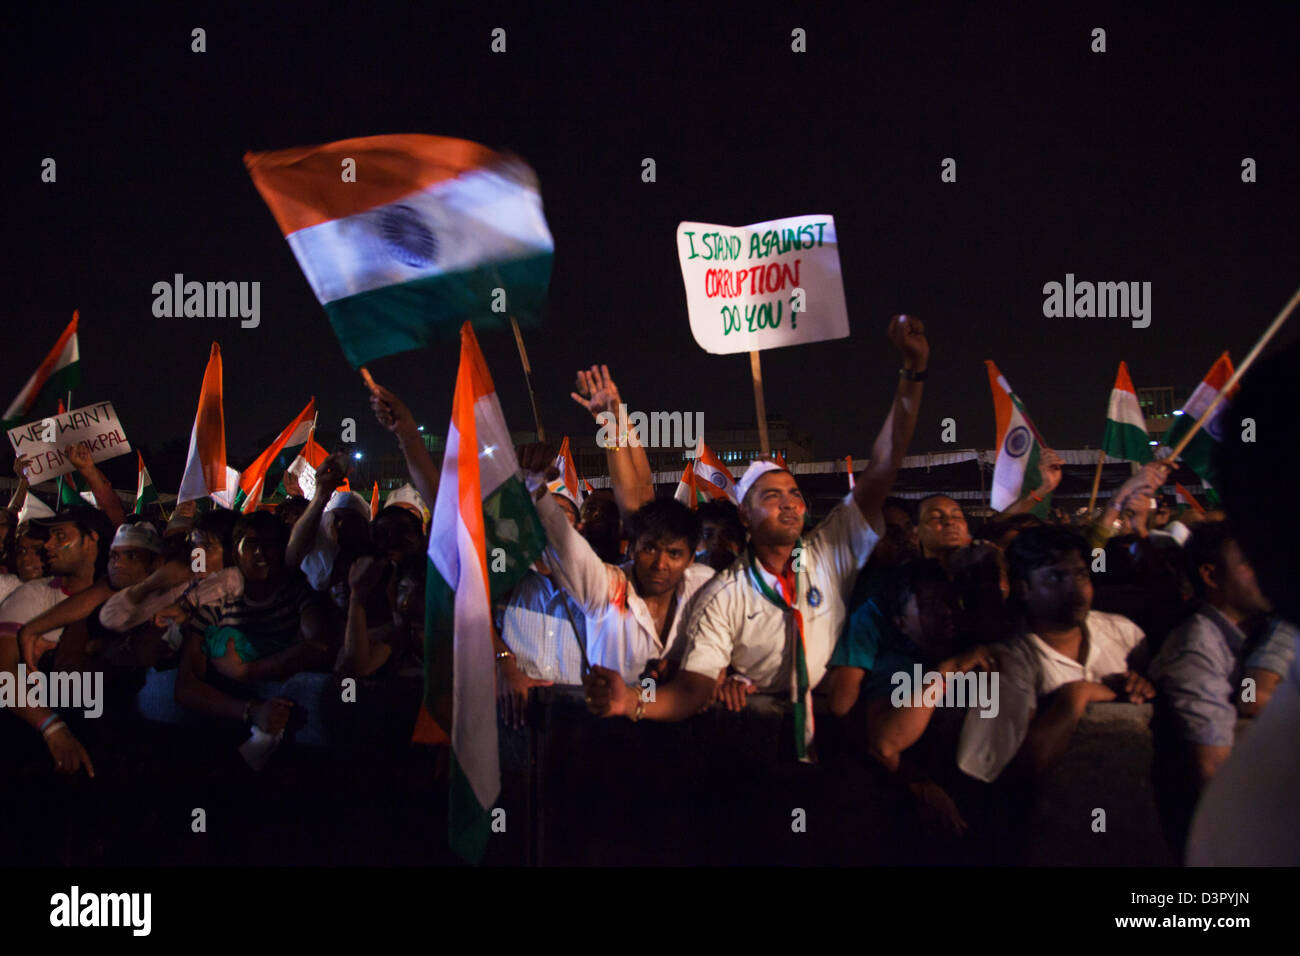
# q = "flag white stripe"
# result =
<box><xmin>285</xmin><ymin>170</ymin><xmax>554</xmax><ymax>305</ymax></box>
<box><xmin>1107</xmin><ymin>388</ymin><xmax>1147</xmax><ymax>429</ymax></box>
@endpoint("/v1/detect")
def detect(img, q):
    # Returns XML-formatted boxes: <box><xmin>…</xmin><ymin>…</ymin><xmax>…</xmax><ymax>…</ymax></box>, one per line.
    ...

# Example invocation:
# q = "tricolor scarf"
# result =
<box><xmin>747</xmin><ymin>543</ymin><xmax>815</xmax><ymax>763</ymax></box>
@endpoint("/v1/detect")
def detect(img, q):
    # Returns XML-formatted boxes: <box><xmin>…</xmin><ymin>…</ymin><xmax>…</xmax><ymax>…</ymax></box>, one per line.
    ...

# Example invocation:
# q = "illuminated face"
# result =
<box><xmin>631</xmin><ymin>535</ymin><xmax>693</xmax><ymax>599</ymax></box>
<box><xmin>918</xmin><ymin>497</ymin><xmax>971</xmax><ymax>556</ymax></box>
<box><xmin>45</xmin><ymin>523</ymin><xmax>95</xmax><ymax>576</ymax></box>
<box><xmin>741</xmin><ymin>472</ymin><xmax>806</xmax><ymax>547</ymax></box>
<box><xmin>16</xmin><ymin>535</ymin><xmax>47</xmax><ymax>581</ymax></box>
<box><xmin>108</xmin><ymin>546</ymin><xmax>155</xmax><ymax>589</ymax></box>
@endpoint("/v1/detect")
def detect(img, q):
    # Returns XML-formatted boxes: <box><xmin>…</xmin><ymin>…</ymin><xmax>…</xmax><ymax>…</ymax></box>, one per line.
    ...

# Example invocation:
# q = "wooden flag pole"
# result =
<box><xmin>1086</xmin><ymin>449</ymin><xmax>1106</xmax><ymax>514</ymax></box>
<box><xmin>749</xmin><ymin>350</ymin><xmax>771</xmax><ymax>457</ymax></box>
<box><xmin>1167</xmin><ymin>282</ymin><xmax>1300</xmax><ymax>461</ymax></box>
<box><xmin>510</xmin><ymin>316</ymin><xmax>546</xmax><ymax>443</ymax></box>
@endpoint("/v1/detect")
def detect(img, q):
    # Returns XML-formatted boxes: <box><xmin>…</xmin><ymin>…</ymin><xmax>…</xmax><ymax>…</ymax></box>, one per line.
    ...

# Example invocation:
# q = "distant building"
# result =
<box><xmin>1138</xmin><ymin>386</ymin><xmax>1178</xmax><ymax>439</ymax></box>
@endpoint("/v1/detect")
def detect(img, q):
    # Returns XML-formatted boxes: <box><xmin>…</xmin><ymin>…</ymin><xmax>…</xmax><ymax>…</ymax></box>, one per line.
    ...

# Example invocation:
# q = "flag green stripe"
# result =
<box><xmin>42</xmin><ymin>362</ymin><xmax>80</xmax><ymax>404</ymax></box>
<box><xmin>449</xmin><ymin>751</ymin><xmax>493</xmax><ymax>863</ymax></box>
<box><xmin>483</xmin><ymin>476</ymin><xmax>548</xmax><ymax>605</ymax></box>
<box><xmin>323</xmin><ymin>252</ymin><xmax>554</xmax><ymax>368</ymax></box>
<box><xmin>1102</xmin><ymin>420</ymin><xmax>1154</xmax><ymax>463</ymax></box>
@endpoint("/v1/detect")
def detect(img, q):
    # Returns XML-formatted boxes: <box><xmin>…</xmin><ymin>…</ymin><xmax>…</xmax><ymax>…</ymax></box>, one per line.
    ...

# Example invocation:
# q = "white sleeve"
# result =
<box><xmin>956</xmin><ymin>640</ymin><xmax>1038</xmax><ymax>783</ymax></box>
<box><xmin>807</xmin><ymin>496</ymin><xmax>879</xmax><ymax>595</ymax></box>
<box><xmin>680</xmin><ymin>584</ymin><xmax>738</xmax><ymax>679</ymax></box>
<box><xmin>0</xmin><ymin>581</ymin><xmax>64</xmax><ymax>643</ymax></box>
<box><xmin>534</xmin><ymin>491</ymin><xmax>623</xmax><ymax>618</ymax></box>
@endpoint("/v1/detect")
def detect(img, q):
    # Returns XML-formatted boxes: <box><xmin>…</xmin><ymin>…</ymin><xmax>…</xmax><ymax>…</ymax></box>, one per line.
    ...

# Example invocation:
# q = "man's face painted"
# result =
<box><xmin>45</xmin><ymin>523</ymin><xmax>95</xmax><ymax>576</ymax></box>
<box><xmin>108</xmin><ymin>546</ymin><xmax>156</xmax><ymax>589</ymax></box>
<box><xmin>632</xmin><ymin>535</ymin><xmax>693</xmax><ymax>598</ymax></box>
<box><xmin>741</xmin><ymin>472</ymin><xmax>806</xmax><ymax>548</ymax></box>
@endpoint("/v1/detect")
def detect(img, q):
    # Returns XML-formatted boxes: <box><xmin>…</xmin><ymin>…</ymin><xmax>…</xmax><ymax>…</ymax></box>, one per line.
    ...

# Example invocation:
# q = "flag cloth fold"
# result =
<box><xmin>245</xmin><ymin>134</ymin><xmax>554</xmax><ymax>368</ymax></box>
<box><xmin>551</xmin><ymin>436</ymin><xmax>585</xmax><ymax>506</ymax></box>
<box><xmin>284</xmin><ymin>430</ymin><xmax>330</xmax><ymax>500</ymax></box>
<box><xmin>3</xmin><ymin>312</ymin><xmax>80</xmax><ymax>428</ymax></box>
<box><xmin>135</xmin><ymin>453</ymin><xmax>158</xmax><ymax>514</ymax></box>
<box><xmin>1163</xmin><ymin>352</ymin><xmax>1236</xmax><ymax>494</ymax></box>
<box><xmin>691</xmin><ymin>439</ymin><xmax>738</xmax><ymax>503</ymax></box>
<box><xmin>1101</xmin><ymin>361</ymin><xmax>1153</xmax><ymax>463</ymax></box>
<box><xmin>986</xmin><ymin>361</ymin><xmax>1048</xmax><ymax>515</ymax></box>
<box><xmin>1174</xmin><ymin>482</ymin><xmax>1207</xmax><ymax>516</ymax></box>
<box><xmin>177</xmin><ymin>344</ymin><xmax>230</xmax><ymax>504</ymax></box>
<box><xmin>238</xmin><ymin>399</ymin><xmax>317</xmax><ymax>513</ymax></box>
<box><xmin>673</xmin><ymin>463</ymin><xmax>700</xmax><ymax>509</ymax></box>
<box><xmin>425</xmin><ymin>322</ymin><xmax>545</xmax><ymax>863</ymax></box>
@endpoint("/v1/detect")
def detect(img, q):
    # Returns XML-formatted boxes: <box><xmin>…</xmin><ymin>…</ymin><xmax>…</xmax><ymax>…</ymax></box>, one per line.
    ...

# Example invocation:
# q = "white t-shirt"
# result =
<box><xmin>957</xmin><ymin>610</ymin><xmax>1145</xmax><ymax>783</ymax></box>
<box><xmin>0</xmin><ymin>574</ymin><xmax>21</xmax><ymax>607</ymax></box>
<box><xmin>0</xmin><ymin>576</ymin><xmax>73</xmax><ymax>644</ymax></box>
<box><xmin>680</xmin><ymin>495</ymin><xmax>879</xmax><ymax>692</ymax></box>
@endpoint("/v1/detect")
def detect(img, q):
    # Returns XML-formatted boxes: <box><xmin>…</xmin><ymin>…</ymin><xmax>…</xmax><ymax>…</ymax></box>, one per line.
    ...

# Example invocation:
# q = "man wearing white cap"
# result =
<box><xmin>286</xmin><ymin>452</ymin><xmax>373</xmax><ymax>592</ymax></box>
<box><xmin>584</xmin><ymin>316</ymin><xmax>930</xmax><ymax>762</ymax></box>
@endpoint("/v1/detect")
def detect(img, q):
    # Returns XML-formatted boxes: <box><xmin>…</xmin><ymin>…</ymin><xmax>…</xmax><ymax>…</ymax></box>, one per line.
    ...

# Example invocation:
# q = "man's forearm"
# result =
<box><xmin>638</xmin><ymin>670</ymin><xmax>716</xmax><ymax>721</ymax></box>
<box><xmin>1015</xmin><ymin>694</ymin><xmax>1082</xmax><ymax>776</ymax></box>
<box><xmin>396</xmin><ymin>425</ymin><xmax>439</xmax><ymax>513</ymax></box>
<box><xmin>286</xmin><ymin>493</ymin><xmax>329</xmax><ymax>567</ymax></box>
<box><xmin>78</xmin><ymin>464</ymin><xmax>126</xmax><ymax>528</ymax></box>
<box><xmin>855</xmin><ymin>375</ymin><xmax>924</xmax><ymax>516</ymax></box>
<box><xmin>606</xmin><ymin>434</ymin><xmax>654</xmax><ymax>520</ymax></box>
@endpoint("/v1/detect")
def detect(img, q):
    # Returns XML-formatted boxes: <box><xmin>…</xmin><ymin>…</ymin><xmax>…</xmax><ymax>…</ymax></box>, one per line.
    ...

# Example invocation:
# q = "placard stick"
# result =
<box><xmin>1086</xmin><ymin>449</ymin><xmax>1106</xmax><ymax>513</ymax></box>
<box><xmin>1168</xmin><ymin>283</ymin><xmax>1300</xmax><ymax>460</ymax></box>
<box><xmin>749</xmin><ymin>350</ymin><xmax>770</xmax><ymax>457</ymax></box>
<box><xmin>510</xmin><ymin>316</ymin><xmax>546</xmax><ymax>442</ymax></box>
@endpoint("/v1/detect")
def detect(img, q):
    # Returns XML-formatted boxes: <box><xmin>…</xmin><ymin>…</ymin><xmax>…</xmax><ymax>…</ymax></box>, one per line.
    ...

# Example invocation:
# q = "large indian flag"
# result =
<box><xmin>2</xmin><ymin>312</ymin><xmax>80</xmax><ymax>429</ymax></box>
<box><xmin>1101</xmin><ymin>360</ymin><xmax>1153</xmax><ymax>462</ymax></box>
<box><xmin>424</xmin><ymin>323</ymin><xmax>545</xmax><ymax>863</ymax></box>
<box><xmin>986</xmin><ymin>361</ymin><xmax>1048</xmax><ymax>514</ymax></box>
<box><xmin>244</xmin><ymin>134</ymin><xmax>554</xmax><ymax>368</ymax></box>
<box><xmin>1163</xmin><ymin>352</ymin><xmax>1236</xmax><ymax>496</ymax></box>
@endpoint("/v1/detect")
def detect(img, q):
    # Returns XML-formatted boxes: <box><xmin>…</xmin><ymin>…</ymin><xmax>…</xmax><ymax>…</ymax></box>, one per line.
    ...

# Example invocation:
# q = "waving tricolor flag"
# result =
<box><xmin>673</xmin><ymin>463</ymin><xmax>700</xmax><ymax>509</ymax></box>
<box><xmin>986</xmin><ymin>361</ymin><xmax>1048</xmax><ymax>514</ymax></box>
<box><xmin>1101</xmin><ymin>361</ymin><xmax>1153</xmax><ymax>463</ymax></box>
<box><xmin>284</xmin><ymin>430</ymin><xmax>330</xmax><ymax>500</ymax></box>
<box><xmin>135</xmin><ymin>452</ymin><xmax>158</xmax><ymax>514</ymax></box>
<box><xmin>1174</xmin><ymin>482</ymin><xmax>1207</xmax><ymax>516</ymax></box>
<box><xmin>177</xmin><ymin>344</ymin><xmax>232</xmax><ymax>505</ymax></box>
<box><xmin>370</xmin><ymin>481</ymin><xmax>380</xmax><ymax>520</ymax></box>
<box><xmin>688</xmin><ymin>439</ymin><xmax>739</xmax><ymax>503</ymax></box>
<box><xmin>237</xmin><ymin>399</ymin><xmax>317</xmax><ymax>513</ymax></box>
<box><xmin>551</xmin><ymin>436</ymin><xmax>585</xmax><ymax>506</ymax></box>
<box><xmin>245</xmin><ymin>134</ymin><xmax>554</xmax><ymax>368</ymax></box>
<box><xmin>424</xmin><ymin>323</ymin><xmax>545</xmax><ymax>863</ymax></box>
<box><xmin>1163</xmin><ymin>352</ymin><xmax>1236</xmax><ymax>496</ymax></box>
<box><xmin>3</xmin><ymin>312</ymin><xmax>80</xmax><ymax>429</ymax></box>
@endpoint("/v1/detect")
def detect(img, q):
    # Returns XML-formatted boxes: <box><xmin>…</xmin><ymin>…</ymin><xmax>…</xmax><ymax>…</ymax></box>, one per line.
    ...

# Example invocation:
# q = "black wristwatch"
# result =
<box><xmin>900</xmin><ymin>367</ymin><xmax>929</xmax><ymax>382</ymax></box>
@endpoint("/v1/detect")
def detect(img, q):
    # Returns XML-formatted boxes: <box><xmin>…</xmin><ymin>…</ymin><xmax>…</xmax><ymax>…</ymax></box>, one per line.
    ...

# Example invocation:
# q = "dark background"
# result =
<box><xmin>7</xmin><ymin>2</ymin><xmax>1298</xmax><ymax>489</ymax></box>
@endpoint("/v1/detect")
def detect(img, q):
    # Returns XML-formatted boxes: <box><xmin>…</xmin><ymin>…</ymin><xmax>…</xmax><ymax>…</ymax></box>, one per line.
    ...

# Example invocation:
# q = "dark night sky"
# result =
<box><xmin>7</xmin><ymin>3</ymin><xmax>1299</xmax><ymax>490</ymax></box>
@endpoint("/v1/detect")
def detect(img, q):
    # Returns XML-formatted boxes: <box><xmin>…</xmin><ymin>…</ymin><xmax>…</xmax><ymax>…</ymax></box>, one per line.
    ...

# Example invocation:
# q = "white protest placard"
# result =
<box><xmin>7</xmin><ymin>401</ymin><xmax>133</xmax><ymax>481</ymax></box>
<box><xmin>676</xmin><ymin>214</ymin><xmax>850</xmax><ymax>354</ymax></box>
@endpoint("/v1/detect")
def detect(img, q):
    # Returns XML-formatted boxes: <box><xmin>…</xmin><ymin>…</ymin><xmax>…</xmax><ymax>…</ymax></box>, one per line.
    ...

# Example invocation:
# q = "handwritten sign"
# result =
<box><xmin>7</xmin><ymin>401</ymin><xmax>132</xmax><ymax>481</ymax></box>
<box><xmin>676</xmin><ymin>214</ymin><xmax>850</xmax><ymax>355</ymax></box>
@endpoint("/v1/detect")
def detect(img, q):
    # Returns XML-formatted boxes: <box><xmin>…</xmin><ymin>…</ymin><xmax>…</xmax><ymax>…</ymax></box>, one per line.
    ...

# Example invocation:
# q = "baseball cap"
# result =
<box><xmin>33</xmin><ymin>505</ymin><xmax>116</xmax><ymax>544</ymax></box>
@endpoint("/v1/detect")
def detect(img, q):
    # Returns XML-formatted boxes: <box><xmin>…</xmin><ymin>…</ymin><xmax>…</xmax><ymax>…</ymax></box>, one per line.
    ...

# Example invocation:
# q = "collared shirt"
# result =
<box><xmin>497</xmin><ymin>569</ymin><xmax>588</xmax><ymax>684</ymax></box>
<box><xmin>1149</xmin><ymin>605</ymin><xmax>1297</xmax><ymax>748</ymax></box>
<box><xmin>956</xmin><ymin>609</ymin><xmax>1145</xmax><ymax>783</ymax></box>
<box><xmin>679</xmin><ymin>494</ymin><xmax>879</xmax><ymax>692</ymax></box>
<box><xmin>535</xmin><ymin>492</ymin><xmax>717</xmax><ymax>683</ymax></box>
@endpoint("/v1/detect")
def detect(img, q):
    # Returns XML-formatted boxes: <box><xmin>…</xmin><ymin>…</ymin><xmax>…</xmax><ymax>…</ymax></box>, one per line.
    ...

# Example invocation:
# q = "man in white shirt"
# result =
<box><xmin>583</xmin><ymin>315</ymin><xmax>930</xmax><ymax>762</ymax></box>
<box><xmin>957</xmin><ymin>525</ymin><xmax>1154</xmax><ymax>783</ymax></box>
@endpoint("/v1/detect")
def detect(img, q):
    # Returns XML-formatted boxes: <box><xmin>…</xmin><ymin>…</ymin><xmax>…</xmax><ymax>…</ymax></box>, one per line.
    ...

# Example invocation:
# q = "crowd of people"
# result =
<box><xmin>1</xmin><ymin>316</ymin><xmax>1296</xmax><ymax>865</ymax></box>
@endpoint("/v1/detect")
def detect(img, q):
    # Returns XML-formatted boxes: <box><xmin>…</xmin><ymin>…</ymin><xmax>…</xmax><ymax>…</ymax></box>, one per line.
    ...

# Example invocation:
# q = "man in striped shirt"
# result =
<box><xmin>175</xmin><ymin>511</ymin><xmax>331</xmax><ymax>735</ymax></box>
